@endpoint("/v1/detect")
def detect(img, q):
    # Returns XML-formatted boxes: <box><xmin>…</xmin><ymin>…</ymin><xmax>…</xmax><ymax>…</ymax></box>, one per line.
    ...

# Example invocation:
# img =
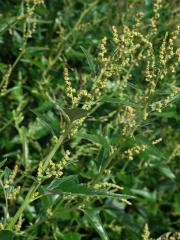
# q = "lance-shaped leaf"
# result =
<box><xmin>84</xmin><ymin>209</ymin><xmax>109</xmax><ymax>240</ymax></box>
<box><xmin>99</xmin><ymin>96</ymin><xmax>138</xmax><ymax>108</ymax></box>
<box><xmin>79</xmin><ymin>133</ymin><xmax>110</xmax><ymax>173</ymax></box>
<box><xmin>45</xmin><ymin>175</ymin><xmax>134</xmax><ymax>199</ymax></box>
<box><xmin>64</xmin><ymin>108</ymin><xmax>88</xmax><ymax>122</ymax></box>
<box><xmin>31</xmin><ymin>110</ymin><xmax>59</xmax><ymax>137</ymax></box>
<box><xmin>80</xmin><ymin>46</ymin><xmax>96</xmax><ymax>74</ymax></box>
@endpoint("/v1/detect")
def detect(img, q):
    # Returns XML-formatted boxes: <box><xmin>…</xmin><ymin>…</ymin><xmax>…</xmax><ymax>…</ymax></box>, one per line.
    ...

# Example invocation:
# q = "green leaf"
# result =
<box><xmin>26</xmin><ymin>46</ymin><xmax>49</xmax><ymax>53</ymax></box>
<box><xmin>79</xmin><ymin>133</ymin><xmax>110</xmax><ymax>172</ymax></box>
<box><xmin>0</xmin><ymin>159</ymin><xmax>7</xmax><ymax>169</ymax></box>
<box><xmin>136</xmin><ymin>135</ymin><xmax>165</xmax><ymax>160</ymax></box>
<box><xmin>84</xmin><ymin>209</ymin><xmax>109</xmax><ymax>240</ymax></box>
<box><xmin>131</xmin><ymin>188</ymin><xmax>156</xmax><ymax>201</ymax></box>
<box><xmin>64</xmin><ymin>232</ymin><xmax>81</xmax><ymax>240</ymax></box>
<box><xmin>80</xmin><ymin>46</ymin><xmax>96</xmax><ymax>74</ymax></box>
<box><xmin>159</xmin><ymin>165</ymin><xmax>175</xmax><ymax>180</ymax></box>
<box><xmin>0</xmin><ymin>230</ymin><xmax>15</xmax><ymax>240</ymax></box>
<box><xmin>99</xmin><ymin>96</ymin><xmax>137</xmax><ymax>108</ymax></box>
<box><xmin>21</xmin><ymin>59</ymin><xmax>44</xmax><ymax>70</ymax></box>
<box><xmin>66</xmin><ymin>47</ymin><xmax>84</xmax><ymax>59</ymax></box>
<box><xmin>52</xmin><ymin>206</ymin><xmax>74</xmax><ymax>220</ymax></box>
<box><xmin>2</xmin><ymin>167</ymin><xmax>11</xmax><ymax>182</ymax></box>
<box><xmin>0</xmin><ymin>16</ymin><xmax>16</xmax><ymax>34</ymax></box>
<box><xmin>79</xmin><ymin>133</ymin><xmax>107</xmax><ymax>147</ymax></box>
<box><xmin>152</xmin><ymin>110</ymin><xmax>180</xmax><ymax>120</ymax></box>
<box><xmin>31</xmin><ymin>110</ymin><xmax>59</xmax><ymax>137</ymax></box>
<box><xmin>46</xmin><ymin>175</ymin><xmax>133</xmax><ymax>199</ymax></box>
<box><xmin>96</xmin><ymin>147</ymin><xmax>110</xmax><ymax>173</ymax></box>
<box><xmin>28</xmin><ymin>121</ymin><xmax>50</xmax><ymax>140</ymax></box>
<box><xmin>47</xmin><ymin>175</ymin><xmax>79</xmax><ymax>190</ymax></box>
<box><xmin>64</xmin><ymin>108</ymin><xmax>88</xmax><ymax>122</ymax></box>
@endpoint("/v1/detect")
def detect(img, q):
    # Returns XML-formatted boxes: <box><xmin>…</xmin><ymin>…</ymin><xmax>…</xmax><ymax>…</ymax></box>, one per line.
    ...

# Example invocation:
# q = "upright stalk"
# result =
<box><xmin>7</xmin><ymin>127</ymin><xmax>70</xmax><ymax>230</ymax></box>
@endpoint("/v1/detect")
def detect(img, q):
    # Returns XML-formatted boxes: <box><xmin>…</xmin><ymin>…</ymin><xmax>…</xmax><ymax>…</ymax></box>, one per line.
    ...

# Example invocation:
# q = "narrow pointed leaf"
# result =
<box><xmin>80</xmin><ymin>46</ymin><xmax>96</xmax><ymax>74</ymax></box>
<box><xmin>31</xmin><ymin>110</ymin><xmax>59</xmax><ymax>137</ymax></box>
<box><xmin>64</xmin><ymin>108</ymin><xmax>88</xmax><ymax>122</ymax></box>
<box><xmin>84</xmin><ymin>209</ymin><xmax>109</xmax><ymax>240</ymax></box>
<box><xmin>46</xmin><ymin>175</ymin><xmax>134</xmax><ymax>199</ymax></box>
<box><xmin>159</xmin><ymin>166</ymin><xmax>175</xmax><ymax>180</ymax></box>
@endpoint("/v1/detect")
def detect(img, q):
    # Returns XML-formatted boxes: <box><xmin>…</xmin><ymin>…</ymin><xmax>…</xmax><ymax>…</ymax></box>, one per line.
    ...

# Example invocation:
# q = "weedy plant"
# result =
<box><xmin>0</xmin><ymin>0</ymin><xmax>180</xmax><ymax>239</ymax></box>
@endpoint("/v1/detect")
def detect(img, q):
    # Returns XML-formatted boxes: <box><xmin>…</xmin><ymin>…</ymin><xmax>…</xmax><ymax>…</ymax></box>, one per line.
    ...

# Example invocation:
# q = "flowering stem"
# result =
<box><xmin>7</xmin><ymin>126</ymin><xmax>70</xmax><ymax>230</ymax></box>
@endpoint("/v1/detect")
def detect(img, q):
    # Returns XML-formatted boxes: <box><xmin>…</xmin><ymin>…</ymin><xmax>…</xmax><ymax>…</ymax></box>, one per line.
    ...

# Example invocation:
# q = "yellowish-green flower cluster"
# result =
<box><xmin>3</xmin><ymin>164</ymin><xmax>21</xmax><ymax>201</ymax></box>
<box><xmin>124</xmin><ymin>144</ymin><xmax>147</xmax><ymax>161</ymax></box>
<box><xmin>160</xmin><ymin>232</ymin><xmax>180</xmax><ymax>240</ymax></box>
<box><xmin>64</xmin><ymin>67</ymin><xmax>75</xmax><ymax>104</ymax></box>
<box><xmin>134</xmin><ymin>12</ymin><xmax>144</xmax><ymax>28</ymax></box>
<box><xmin>109</xmin><ymin>26</ymin><xmax>155</xmax><ymax>95</ymax></box>
<box><xmin>149</xmin><ymin>0</ymin><xmax>162</xmax><ymax>36</ymax></box>
<box><xmin>105</xmin><ymin>221</ymin><xmax>122</xmax><ymax>234</ymax></box>
<box><xmin>142</xmin><ymin>224</ymin><xmax>152</xmax><ymax>240</ymax></box>
<box><xmin>31</xmin><ymin>191</ymin><xmax>40</xmax><ymax>201</ymax></box>
<box><xmin>152</xmin><ymin>138</ymin><xmax>162</xmax><ymax>145</ymax></box>
<box><xmin>70</xmin><ymin>118</ymin><xmax>85</xmax><ymax>137</ymax></box>
<box><xmin>168</xmin><ymin>144</ymin><xmax>180</xmax><ymax>162</ymax></box>
<box><xmin>0</xmin><ymin>223</ymin><xmax>4</xmax><ymax>230</ymax></box>
<box><xmin>111</xmin><ymin>26</ymin><xmax>142</xmax><ymax>81</ymax></box>
<box><xmin>46</xmin><ymin>160</ymin><xmax>64</xmax><ymax>177</ymax></box>
<box><xmin>37</xmin><ymin>150</ymin><xmax>71</xmax><ymax>182</ymax></box>
<box><xmin>83</xmin><ymin>35</ymin><xmax>115</xmax><ymax>107</ymax></box>
<box><xmin>0</xmin><ymin>64</ymin><xmax>12</xmax><ymax>95</ymax></box>
<box><xmin>77</xmin><ymin>203</ymin><xmax>86</xmax><ymax>210</ymax></box>
<box><xmin>151</xmin><ymin>86</ymin><xmax>180</xmax><ymax>112</ymax></box>
<box><xmin>158</xmin><ymin>32</ymin><xmax>179</xmax><ymax>80</ymax></box>
<box><xmin>112</xmin><ymin>26</ymin><xmax>119</xmax><ymax>44</ymax></box>
<box><xmin>122</xmin><ymin>106</ymin><xmax>136</xmax><ymax>136</ymax></box>
<box><xmin>94</xmin><ymin>182</ymin><xmax>123</xmax><ymax>192</ymax></box>
<box><xmin>102</xmin><ymin>11</ymin><xmax>180</xmax><ymax>127</ymax></box>
<box><xmin>33</xmin><ymin>0</ymin><xmax>44</xmax><ymax>5</ymax></box>
<box><xmin>159</xmin><ymin>33</ymin><xmax>169</xmax><ymax>67</ymax></box>
<box><xmin>98</xmin><ymin>37</ymin><xmax>108</xmax><ymax>63</ymax></box>
<box><xmin>4</xmin><ymin>164</ymin><xmax>19</xmax><ymax>189</ymax></box>
<box><xmin>0</xmin><ymin>0</ymin><xmax>44</xmax><ymax>96</ymax></box>
<box><xmin>62</xmin><ymin>2</ymin><xmax>180</xmax><ymax>141</ymax></box>
<box><xmin>15</xmin><ymin>215</ymin><xmax>24</xmax><ymax>232</ymax></box>
<box><xmin>26</xmin><ymin>0</ymin><xmax>44</xmax><ymax>6</ymax></box>
<box><xmin>37</xmin><ymin>162</ymin><xmax>46</xmax><ymax>181</ymax></box>
<box><xmin>145</xmin><ymin>59</ymin><xmax>156</xmax><ymax>95</ymax></box>
<box><xmin>63</xmin><ymin>36</ymin><xmax>114</xmax><ymax>135</ymax></box>
<box><xmin>73</xmin><ymin>89</ymin><xmax>92</xmax><ymax>107</ymax></box>
<box><xmin>7</xmin><ymin>186</ymin><xmax>21</xmax><ymax>201</ymax></box>
<box><xmin>64</xmin><ymin>67</ymin><xmax>92</xmax><ymax>110</ymax></box>
<box><xmin>176</xmin><ymin>48</ymin><xmax>180</xmax><ymax>62</ymax></box>
<box><xmin>22</xmin><ymin>14</ymin><xmax>35</xmax><ymax>41</ymax></box>
<box><xmin>22</xmin><ymin>0</ymin><xmax>44</xmax><ymax>42</ymax></box>
<box><xmin>46</xmin><ymin>208</ymin><xmax>53</xmax><ymax>217</ymax></box>
<box><xmin>88</xmin><ymin>37</ymin><xmax>112</xmax><ymax>102</ymax></box>
<box><xmin>63</xmin><ymin>68</ymin><xmax>91</xmax><ymax>133</ymax></box>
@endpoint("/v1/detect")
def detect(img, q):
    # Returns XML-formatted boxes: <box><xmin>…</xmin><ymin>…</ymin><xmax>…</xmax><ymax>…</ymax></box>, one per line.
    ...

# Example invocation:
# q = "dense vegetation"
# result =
<box><xmin>0</xmin><ymin>0</ymin><xmax>179</xmax><ymax>239</ymax></box>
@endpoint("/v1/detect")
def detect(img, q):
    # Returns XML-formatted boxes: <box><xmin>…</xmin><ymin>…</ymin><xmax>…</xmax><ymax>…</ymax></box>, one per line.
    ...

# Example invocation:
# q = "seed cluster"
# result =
<box><xmin>37</xmin><ymin>150</ymin><xmax>71</xmax><ymax>182</ymax></box>
<box><xmin>124</xmin><ymin>144</ymin><xmax>147</xmax><ymax>161</ymax></box>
